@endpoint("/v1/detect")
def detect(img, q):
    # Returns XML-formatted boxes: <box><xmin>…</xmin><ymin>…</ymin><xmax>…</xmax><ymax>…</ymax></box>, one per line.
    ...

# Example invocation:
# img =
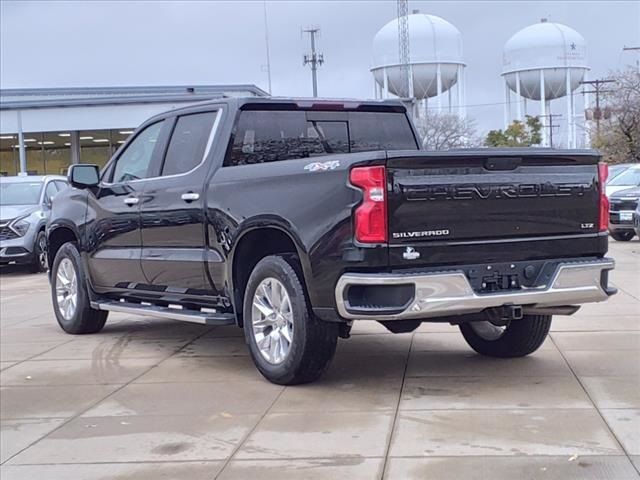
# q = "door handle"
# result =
<box><xmin>123</xmin><ymin>197</ymin><xmax>139</xmax><ymax>206</ymax></box>
<box><xmin>181</xmin><ymin>192</ymin><xmax>200</xmax><ymax>202</ymax></box>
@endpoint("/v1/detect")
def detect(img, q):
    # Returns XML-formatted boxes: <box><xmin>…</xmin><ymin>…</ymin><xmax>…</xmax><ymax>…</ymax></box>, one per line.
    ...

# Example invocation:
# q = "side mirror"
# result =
<box><xmin>68</xmin><ymin>164</ymin><xmax>100</xmax><ymax>189</ymax></box>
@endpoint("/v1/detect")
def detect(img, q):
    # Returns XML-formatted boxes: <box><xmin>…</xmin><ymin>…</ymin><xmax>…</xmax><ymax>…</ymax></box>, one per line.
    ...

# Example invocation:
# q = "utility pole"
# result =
<box><xmin>263</xmin><ymin>0</ymin><xmax>272</xmax><ymax>95</ymax></box>
<box><xmin>623</xmin><ymin>46</ymin><xmax>640</xmax><ymax>72</ymax></box>
<box><xmin>539</xmin><ymin>113</ymin><xmax>562</xmax><ymax>148</ymax></box>
<box><xmin>303</xmin><ymin>27</ymin><xmax>324</xmax><ymax>97</ymax></box>
<box><xmin>581</xmin><ymin>78</ymin><xmax>615</xmax><ymax>138</ymax></box>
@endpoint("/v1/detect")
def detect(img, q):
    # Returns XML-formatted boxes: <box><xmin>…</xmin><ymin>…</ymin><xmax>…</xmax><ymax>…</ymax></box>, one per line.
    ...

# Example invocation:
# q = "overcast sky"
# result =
<box><xmin>1</xmin><ymin>0</ymin><xmax>639</xmax><ymax>133</ymax></box>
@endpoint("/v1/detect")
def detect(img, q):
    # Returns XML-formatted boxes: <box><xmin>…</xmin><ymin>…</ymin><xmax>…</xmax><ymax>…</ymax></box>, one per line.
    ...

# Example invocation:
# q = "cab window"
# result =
<box><xmin>111</xmin><ymin>121</ymin><xmax>164</xmax><ymax>183</ymax></box>
<box><xmin>161</xmin><ymin>111</ymin><xmax>217</xmax><ymax>176</ymax></box>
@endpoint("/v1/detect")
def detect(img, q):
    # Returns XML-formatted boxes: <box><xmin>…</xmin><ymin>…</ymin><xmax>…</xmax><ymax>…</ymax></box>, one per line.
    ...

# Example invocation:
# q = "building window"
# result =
<box><xmin>0</xmin><ymin>134</ymin><xmax>19</xmax><ymax>176</ymax></box>
<box><xmin>0</xmin><ymin>128</ymin><xmax>135</xmax><ymax>176</ymax></box>
<box><xmin>80</xmin><ymin>129</ymin><xmax>133</xmax><ymax>168</ymax></box>
<box><xmin>43</xmin><ymin>132</ymin><xmax>71</xmax><ymax>175</ymax></box>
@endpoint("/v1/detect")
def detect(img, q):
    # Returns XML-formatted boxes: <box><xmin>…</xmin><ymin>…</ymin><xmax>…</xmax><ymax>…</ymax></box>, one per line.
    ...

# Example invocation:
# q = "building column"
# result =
<box><xmin>17</xmin><ymin>111</ymin><xmax>27</xmax><ymax>176</ymax></box>
<box><xmin>71</xmin><ymin>131</ymin><xmax>81</xmax><ymax>165</ymax></box>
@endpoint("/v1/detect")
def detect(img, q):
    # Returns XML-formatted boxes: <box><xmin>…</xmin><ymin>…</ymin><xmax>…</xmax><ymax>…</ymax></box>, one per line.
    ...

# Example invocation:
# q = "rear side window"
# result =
<box><xmin>44</xmin><ymin>182</ymin><xmax>58</xmax><ymax>202</ymax></box>
<box><xmin>161</xmin><ymin>111</ymin><xmax>218</xmax><ymax>176</ymax></box>
<box><xmin>225</xmin><ymin>109</ymin><xmax>416</xmax><ymax>167</ymax></box>
<box><xmin>226</xmin><ymin>111</ymin><xmax>349</xmax><ymax>166</ymax></box>
<box><xmin>54</xmin><ymin>180</ymin><xmax>68</xmax><ymax>191</ymax></box>
<box><xmin>349</xmin><ymin>112</ymin><xmax>417</xmax><ymax>152</ymax></box>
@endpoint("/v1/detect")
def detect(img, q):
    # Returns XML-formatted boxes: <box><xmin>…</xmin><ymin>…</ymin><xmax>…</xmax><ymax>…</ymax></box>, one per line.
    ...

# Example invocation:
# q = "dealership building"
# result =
<box><xmin>0</xmin><ymin>84</ymin><xmax>268</xmax><ymax>176</ymax></box>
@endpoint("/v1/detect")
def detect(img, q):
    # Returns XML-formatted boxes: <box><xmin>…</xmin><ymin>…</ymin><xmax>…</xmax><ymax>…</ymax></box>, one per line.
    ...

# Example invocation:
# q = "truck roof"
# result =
<box><xmin>164</xmin><ymin>96</ymin><xmax>409</xmax><ymax>117</ymax></box>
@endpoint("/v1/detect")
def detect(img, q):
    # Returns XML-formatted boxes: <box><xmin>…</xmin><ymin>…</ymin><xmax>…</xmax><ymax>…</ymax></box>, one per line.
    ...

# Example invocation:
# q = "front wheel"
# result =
<box><xmin>51</xmin><ymin>242</ymin><xmax>108</xmax><ymax>334</ymax></box>
<box><xmin>459</xmin><ymin>314</ymin><xmax>551</xmax><ymax>358</ymax></box>
<box><xmin>28</xmin><ymin>230</ymin><xmax>48</xmax><ymax>273</ymax></box>
<box><xmin>243</xmin><ymin>255</ymin><xmax>338</xmax><ymax>385</ymax></box>
<box><xmin>611</xmin><ymin>231</ymin><xmax>635</xmax><ymax>242</ymax></box>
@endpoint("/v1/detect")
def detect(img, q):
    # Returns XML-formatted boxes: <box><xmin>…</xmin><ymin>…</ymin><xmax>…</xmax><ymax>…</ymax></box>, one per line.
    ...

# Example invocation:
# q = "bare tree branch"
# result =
<box><xmin>592</xmin><ymin>68</ymin><xmax>640</xmax><ymax>163</ymax></box>
<box><xmin>415</xmin><ymin>113</ymin><xmax>480</xmax><ymax>151</ymax></box>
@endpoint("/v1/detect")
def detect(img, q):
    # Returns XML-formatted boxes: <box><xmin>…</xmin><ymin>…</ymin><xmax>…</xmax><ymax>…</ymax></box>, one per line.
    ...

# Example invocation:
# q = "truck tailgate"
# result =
<box><xmin>386</xmin><ymin>150</ymin><xmax>602</xmax><ymax>260</ymax></box>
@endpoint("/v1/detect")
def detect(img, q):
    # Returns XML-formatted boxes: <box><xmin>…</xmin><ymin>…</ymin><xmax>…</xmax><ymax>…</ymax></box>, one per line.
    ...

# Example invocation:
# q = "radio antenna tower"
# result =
<box><xmin>397</xmin><ymin>0</ymin><xmax>412</xmax><ymax>98</ymax></box>
<box><xmin>303</xmin><ymin>27</ymin><xmax>324</xmax><ymax>97</ymax></box>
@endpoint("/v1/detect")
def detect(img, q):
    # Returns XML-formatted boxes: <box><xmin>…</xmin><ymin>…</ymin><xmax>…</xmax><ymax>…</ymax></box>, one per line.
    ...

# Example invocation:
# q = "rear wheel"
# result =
<box><xmin>459</xmin><ymin>314</ymin><xmax>551</xmax><ymax>357</ymax></box>
<box><xmin>51</xmin><ymin>242</ymin><xmax>108</xmax><ymax>334</ymax></box>
<box><xmin>243</xmin><ymin>255</ymin><xmax>338</xmax><ymax>385</ymax></box>
<box><xmin>611</xmin><ymin>231</ymin><xmax>635</xmax><ymax>242</ymax></box>
<box><xmin>28</xmin><ymin>230</ymin><xmax>48</xmax><ymax>273</ymax></box>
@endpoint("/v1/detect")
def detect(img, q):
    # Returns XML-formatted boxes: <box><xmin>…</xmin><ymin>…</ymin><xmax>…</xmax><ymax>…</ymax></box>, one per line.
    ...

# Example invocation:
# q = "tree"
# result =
<box><xmin>416</xmin><ymin>113</ymin><xmax>479</xmax><ymax>150</ymax></box>
<box><xmin>484</xmin><ymin>116</ymin><xmax>543</xmax><ymax>147</ymax></box>
<box><xmin>590</xmin><ymin>68</ymin><xmax>640</xmax><ymax>164</ymax></box>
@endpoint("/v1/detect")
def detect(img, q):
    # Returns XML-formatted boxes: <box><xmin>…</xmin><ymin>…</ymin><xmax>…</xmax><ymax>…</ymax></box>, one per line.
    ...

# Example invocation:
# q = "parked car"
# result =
<box><xmin>607</xmin><ymin>163</ymin><xmax>638</xmax><ymax>182</ymax></box>
<box><xmin>634</xmin><ymin>198</ymin><xmax>640</xmax><ymax>238</ymax></box>
<box><xmin>606</xmin><ymin>164</ymin><xmax>640</xmax><ymax>197</ymax></box>
<box><xmin>609</xmin><ymin>186</ymin><xmax>640</xmax><ymax>241</ymax></box>
<box><xmin>0</xmin><ymin>175</ymin><xmax>68</xmax><ymax>272</ymax></box>
<box><xmin>609</xmin><ymin>186</ymin><xmax>639</xmax><ymax>242</ymax></box>
<box><xmin>46</xmin><ymin>97</ymin><xmax>615</xmax><ymax>385</ymax></box>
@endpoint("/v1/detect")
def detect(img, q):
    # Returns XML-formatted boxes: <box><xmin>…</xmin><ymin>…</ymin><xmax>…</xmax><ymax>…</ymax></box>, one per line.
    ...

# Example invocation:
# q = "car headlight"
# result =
<box><xmin>10</xmin><ymin>216</ymin><xmax>31</xmax><ymax>237</ymax></box>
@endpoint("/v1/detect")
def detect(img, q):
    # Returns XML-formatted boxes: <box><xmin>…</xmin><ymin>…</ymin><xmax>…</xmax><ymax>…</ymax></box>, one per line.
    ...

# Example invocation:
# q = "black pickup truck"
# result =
<box><xmin>47</xmin><ymin>97</ymin><xmax>615</xmax><ymax>385</ymax></box>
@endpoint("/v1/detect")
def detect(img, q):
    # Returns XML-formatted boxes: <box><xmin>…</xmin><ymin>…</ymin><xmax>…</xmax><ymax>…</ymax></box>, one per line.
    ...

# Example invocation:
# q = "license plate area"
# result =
<box><xmin>620</xmin><ymin>211</ymin><xmax>633</xmax><ymax>222</ymax></box>
<box><xmin>463</xmin><ymin>260</ymin><xmax>563</xmax><ymax>294</ymax></box>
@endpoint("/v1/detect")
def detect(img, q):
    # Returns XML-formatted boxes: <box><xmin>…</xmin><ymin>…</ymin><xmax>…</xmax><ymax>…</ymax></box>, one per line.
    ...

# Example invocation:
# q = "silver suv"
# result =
<box><xmin>0</xmin><ymin>175</ymin><xmax>68</xmax><ymax>272</ymax></box>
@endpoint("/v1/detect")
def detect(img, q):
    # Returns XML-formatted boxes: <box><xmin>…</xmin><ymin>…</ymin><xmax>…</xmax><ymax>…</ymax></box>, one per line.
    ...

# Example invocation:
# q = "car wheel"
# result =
<box><xmin>459</xmin><ymin>314</ymin><xmax>551</xmax><ymax>357</ymax></box>
<box><xmin>243</xmin><ymin>255</ymin><xmax>338</xmax><ymax>385</ymax></box>
<box><xmin>611</xmin><ymin>231</ymin><xmax>635</xmax><ymax>242</ymax></box>
<box><xmin>28</xmin><ymin>230</ymin><xmax>48</xmax><ymax>273</ymax></box>
<box><xmin>51</xmin><ymin>242</ymin><xmax>108</xmax><ymax>334</ymax></box>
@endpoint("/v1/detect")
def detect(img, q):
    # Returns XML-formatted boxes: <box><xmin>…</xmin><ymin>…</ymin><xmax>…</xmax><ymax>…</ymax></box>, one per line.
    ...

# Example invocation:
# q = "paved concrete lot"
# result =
<box><xmin>0</xmin><ymin>242</ymin><xmax>639</xmax><ymax>479</ymax></box>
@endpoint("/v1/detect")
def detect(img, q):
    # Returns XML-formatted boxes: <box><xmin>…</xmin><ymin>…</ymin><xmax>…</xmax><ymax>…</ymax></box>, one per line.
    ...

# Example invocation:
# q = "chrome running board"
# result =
<box><xmin>91</xmin><ymin>300</ymin><xmax>235</xmax><ymax>326</ymax></box>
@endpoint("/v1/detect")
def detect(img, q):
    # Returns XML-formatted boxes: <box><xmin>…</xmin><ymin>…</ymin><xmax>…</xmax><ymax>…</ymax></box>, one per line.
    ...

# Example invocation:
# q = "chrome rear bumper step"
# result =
<box><xmin>335</xmin><ymin>258</ymin><xmax>615</xmax><ymax>321</ymax></box>
<box><xmin>91</xmin><ymin>300</ymin><xmax>235</xmax><ymax>325</ymax></box>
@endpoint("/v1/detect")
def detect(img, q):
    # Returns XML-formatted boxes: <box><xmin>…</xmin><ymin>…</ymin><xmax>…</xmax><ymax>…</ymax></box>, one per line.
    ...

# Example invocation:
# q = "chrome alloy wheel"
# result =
<box><xmin>251</xmin><ymin>277</ymin><xmax>294</xmax><ymax>365</ymax></box>
<box><xmin>55</xmin><ymin>258</ymin><xmax>78</xmax><ymax>320</ymax></box>
<box><xmin>37</xmin><ymin>235</ymin><xmax>48</xmax><ymax>271</ymax></box>
<box><xmin>470</xmin><ymin>320</ymin><xmax>507</xmax><ymax>341</ymax></box>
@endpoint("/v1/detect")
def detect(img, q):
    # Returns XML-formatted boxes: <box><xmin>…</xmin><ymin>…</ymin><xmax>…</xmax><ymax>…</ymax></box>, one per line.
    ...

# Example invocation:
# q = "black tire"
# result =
<box><xmin>611</xmin><ymin>231</ymin><xmax>635</xmax><ymax>242</ymax></box>
<box><xmin>51</xmin><ymin>242</ymin><xmax>108</xmax><ymax>334</ymax></box>
<box><xmin>459</xmin><ymin>314</ymin><xmax>552</xmax><ymax>358</ymax></box>
<box><xmin>28</xmin><ymin>230</ymin><xmax>48</xmax><ymax>273</ymax></box>
<box><xmin>243</xmin><ymin>255</ymin><xmax>338</xmax><ymax>385</ymax></box>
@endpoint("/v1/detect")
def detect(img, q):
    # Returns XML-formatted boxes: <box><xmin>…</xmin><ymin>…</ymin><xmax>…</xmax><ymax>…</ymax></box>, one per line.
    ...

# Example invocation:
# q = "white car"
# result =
<box><xmin>606</xmin><ymin>165</ymin><xmax>640</xmax><ymax>197</ymax></box>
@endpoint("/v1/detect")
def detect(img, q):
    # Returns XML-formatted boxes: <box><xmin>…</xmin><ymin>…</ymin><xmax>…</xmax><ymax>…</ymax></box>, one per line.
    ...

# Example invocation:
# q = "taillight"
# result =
<box><xmin>350</xmin><ymin>166</ymin><xmax>387</xmax><ymax>243</ymax></box>
<box><xmin>598</xmin><ymin>162</ymin><xmax>609</xmax><ymax>232</ymax></box>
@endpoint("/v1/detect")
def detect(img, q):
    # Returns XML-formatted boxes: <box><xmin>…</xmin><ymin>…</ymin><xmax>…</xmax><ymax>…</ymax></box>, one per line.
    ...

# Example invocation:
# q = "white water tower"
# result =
<box><xmin>371</xmin><ymin>13</ymin><xmax>466</xmax><ymax>118</ymax></box>
<box><xmin>502</xmin><ymin>19</ymin><xmax>589</xmax><ymax>148</ymax></box>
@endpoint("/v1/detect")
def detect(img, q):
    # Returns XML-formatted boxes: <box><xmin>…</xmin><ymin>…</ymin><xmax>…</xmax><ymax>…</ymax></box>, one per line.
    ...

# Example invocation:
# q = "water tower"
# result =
<box><xmin>502</xmin><ymin>19</ymin><xmax>589</xmax><ymax>148</ymax></box>
<box><xmin>371</xmin><ymin>13</ymin><xmax>466</xmax><ymax>118</ymax></box>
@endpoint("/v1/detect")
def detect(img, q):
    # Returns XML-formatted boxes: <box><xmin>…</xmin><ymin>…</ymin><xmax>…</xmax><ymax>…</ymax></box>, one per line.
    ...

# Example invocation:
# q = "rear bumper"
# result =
<box><xmin>335</xmin><ymin>258</ymin><xmax>615</xmax><ymax>321</ymax></box>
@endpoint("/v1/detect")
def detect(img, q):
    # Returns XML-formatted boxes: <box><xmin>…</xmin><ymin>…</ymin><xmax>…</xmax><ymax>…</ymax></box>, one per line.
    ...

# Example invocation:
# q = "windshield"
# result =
<box><xmin>0</xmin><ymin>181</ymin><xmax>43</xmax><ymax>206</ymax></box>
<box><xmin>609</xmin><ymin>168</ymin><xmax>640</xmax><ymax>186</ymax></box>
